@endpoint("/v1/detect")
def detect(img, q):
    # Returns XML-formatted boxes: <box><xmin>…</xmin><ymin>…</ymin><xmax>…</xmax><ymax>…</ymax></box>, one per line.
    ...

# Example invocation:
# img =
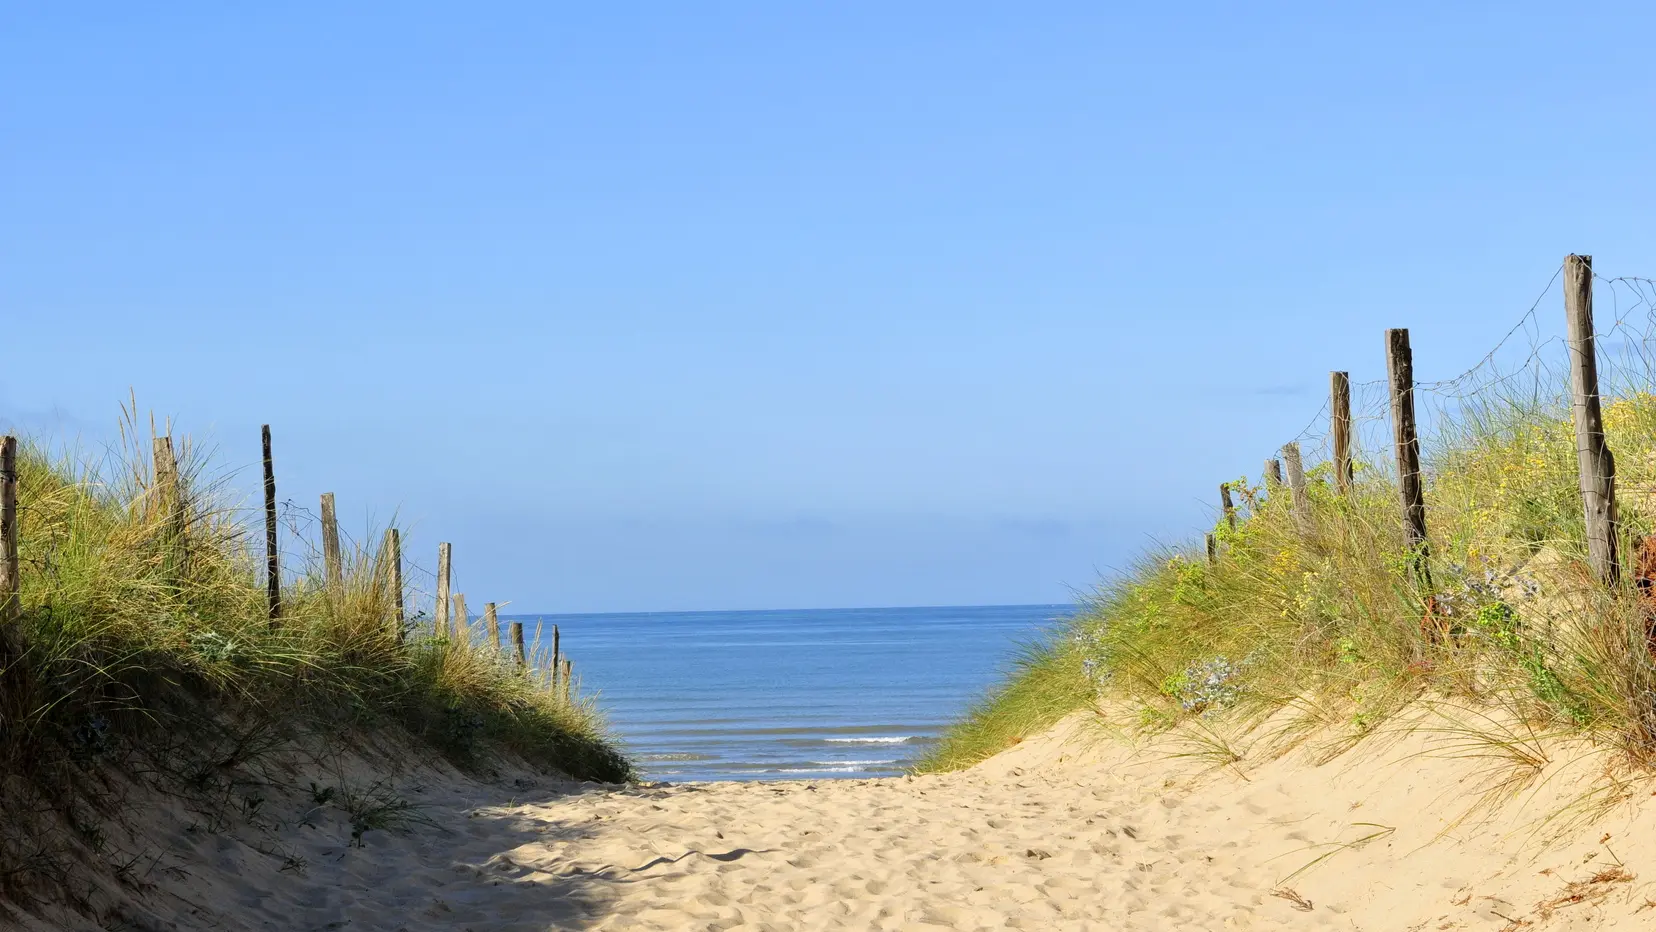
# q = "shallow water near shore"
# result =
<box><xmin>505</xmin><ymin>604</ymin><xmax>1072</xmax><ymax>781</ymax></box>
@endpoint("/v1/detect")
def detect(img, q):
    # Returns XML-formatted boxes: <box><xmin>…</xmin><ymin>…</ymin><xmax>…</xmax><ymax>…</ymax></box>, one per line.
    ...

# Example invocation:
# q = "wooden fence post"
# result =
<box><xmin>262</xmin><ymin>425</ymin><xmax>281</xmax><ymax>623</ymax></box>
<box><xmin>452</xmin><ymin>593</ymin><xmax>468</xmax><ymax>642</ymax></box>
<box><xmin>1566</xmin><ymin>254</ymin><xmax>1620</xmax><ymax>585</ymax></box>
<box><xmin>483</xmin><ymin>602</ymin><xmax>500</xmax><ymax>651</ymax></box>
<box><xmin>153</xmin><ymin>435</ymin><xmax>186</xmax><ymax>578</ymax></box>
<box><xmin>1263</xmin><ymin>459</ymin><xmax>1284</xmax><ymax>501</ymax></box>
<box><xmin>1331</xmin><ymin>371</ymin><xmax>1354</xmax><ymax>496</ymax></box>
<box><xmin>561</xmin><ymin>658</ymin><xmax>573</xmax><ymax>703</ymax></box>
<box><xmin>0</xmin><ymin>436</ymin><xmax>18</xmax><ymax>624</ymax></box>
<box><xmin>1219</xmin><ymin>483</ymin><xmax>1237</xmax><ymax>531</ymax></box>
<box><xmin>434</xmin><ymin>542</ymin><xmax>452</xmax><ymax>638</ymax></box>
<box><xmin>1204</xmin><ymin>533</ymin><xmax>1217</xmax><ymax>564</ymax></box>
<box><xmin>382</xmin><ymin>528</ymin><xmax>405</xmax><ymax>639</ymax></box>
<box><xmin>152</xmin><ymin>436</ymin><xmax>176</xmax><ymax>516</ymax></box>
<box><xmin>1385</xmin><ymin>329</ymin><xmax>1431</xmax><ymax>585</ymax></box>
<box><xmin>551</xmin><ymin>624</ymin><xmax>561</xmax><ymax>685</ymax></box>
<box><xmin>320</xmin><ymin>492</ymin><xmax>343</xmax><ymax>593</ymax></box>
<box><xmin>1281</xmin><ymin>442</ymin><xmax>1312</xmax><ymax>532</ymax></box>
<box><xmin>510</xmin><ymin>621</ymin><xmax>526</xmax><ymax>669</ymax></box>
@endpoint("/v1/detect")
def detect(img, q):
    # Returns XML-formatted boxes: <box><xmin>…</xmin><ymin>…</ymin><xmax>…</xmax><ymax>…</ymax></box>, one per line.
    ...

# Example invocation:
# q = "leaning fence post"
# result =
<box><xmin>320</xmin><ymin>492</ymin><xmax>343</xmax><ymax>593</ymax></box>
<box><xmin>452</xmin><ymin>593</ymin><xmax>468</xmax><ymax>642</ymax></box>
<box><xmin>434</xmin><ymin>542</ymin><xmax>452</xmax><ymax>639</ymax></box>
<box><xmin>1331</xmin><ymin>371</ymin><xmax>1354</xmax><ymax>496</ymax></box>
<box><xmin>1281</xmin><ymin>442</ymin><xmax>1312</xmax><ymax>532</ymax></box>
<box><xmin>262</xmin><ymin>425</ymin><xmax>281</xmax><ymax>623</ymax></box>
<box><xmin>0</xmin><ymin>436</ymin><xmax>18</xmax><ymax>624</ymax></box>
<box><xmin>382</xmin><ymin>528</ymin><xmax>405</xmax><ymax>639</ymax></box>
<box><xmin>1385</xmin><ymin>329</ymin><xmax>1431</xmax><ymax>587</ymax></box>
<box><xmin>510</xmin><ymin>621</ymin><xmax>526</xmax><ymax>669</ymax></box>
<box><xmin>1565</xmin><ymin>254</ymin><xmax>1620</xmax><ymax>585</ymax></box>
<box><xmin>1219</xmin><ymin>483</ymin><xmax>1237</xmax><ymax>531</ymax></box>
<box><xmin>484</xmin><ymin>602</ymin><xmax>500</xmax><ymax>651</ymax></box>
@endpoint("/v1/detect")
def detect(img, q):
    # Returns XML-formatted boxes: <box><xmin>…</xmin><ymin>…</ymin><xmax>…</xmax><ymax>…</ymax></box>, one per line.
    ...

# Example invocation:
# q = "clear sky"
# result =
<box><xmin>4</xmin><ymin>3</ymin><xmax>1656</xmax><ymax>612</ymax></box>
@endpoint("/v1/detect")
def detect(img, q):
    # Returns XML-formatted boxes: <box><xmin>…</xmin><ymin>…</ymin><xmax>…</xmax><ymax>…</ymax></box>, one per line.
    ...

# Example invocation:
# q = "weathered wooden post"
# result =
<box><xmin>320</xmin><ymin>492</ymin><xmax>343</xmax><ymax>593</ymax></box>
<box><xmin>1385</xmin><ymin>329</ymin><xmax>1431</xmax><ymax>586</ymax></box>
<box><xmin>0</xmin><ymin>436</ymin><xmax>18</xmax><ymax>624</ymax></box>
<box><xmin>1204</xmin><ymin>532</ymin><xmax>1217</xmax><ymax>564</ymax></box>
<box><xmin>152</xmin><ymin>436</ymin><xmax>175</xmax><ymax>515</ymax></box>
<box><xmin>153</xmin><ymin>435</ymin><xmax>187</xmax><ymax>578</ymax></box>
<box><xmin>262</xmin><ymin>425</ymin><xmax>281</xmax><ymax>623</ymax></box>
<box><xmin>1281</xmin><ymin>442</ymin><xmax>1312</xmax><ymax>532</ymax></box>
<box><xmin>1219</xmin><ymin>483</ymin><xmax>1237</xmax><ymax>531</ymax></box>
<box><xmin>551</xmin><ymin>624</ymin><xmax>561</xmax><ymax>685</ymax></box>
<box><xmin>483</xmin><ymin>602</ymin><xmax>500</xmax><ymax>651</ymax></box>
<box><xmin>510</xmin><ymin>621</ymin><xmax>526</xmax><ymax>670</ymax></box>
<box><xmin>452</xmin><ymin>593</ymin><xmax>468</xmax><ymax>642</ymax></box>
<box><xmin>1331</xmin><ymin>371</ymin><xmax>1354</xmax><ymax>496</ymax></box>
<box><xmin>561</xmin><ymin>658</ymin><xmax>573</xmax><ymax>703</ymax></box>
<box><xmin>381</xmin><ymin>528</ymin><xmax>405</xmax><ymax>639</ymax></box>
<box><xmin>434</xmin><ymin>542</ymin><xmax>452</xmax><ymax>638</ymax></box>
<box><xmin>1565</xmin><ymin>255</ymin><xmax>1620</xmax><ymax>585</ymax></box>
<box><xmin>1264</xmin><ymin>458</ymin><xmax>1284</xmax><ymax>493</ymax></box>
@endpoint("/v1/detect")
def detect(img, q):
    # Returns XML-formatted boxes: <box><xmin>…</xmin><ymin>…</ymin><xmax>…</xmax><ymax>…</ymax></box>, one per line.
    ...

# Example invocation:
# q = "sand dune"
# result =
<box><xmin>15</xmin><ymin>707</ymin><xmax>1656</xmax><ymax>930</ymax></box>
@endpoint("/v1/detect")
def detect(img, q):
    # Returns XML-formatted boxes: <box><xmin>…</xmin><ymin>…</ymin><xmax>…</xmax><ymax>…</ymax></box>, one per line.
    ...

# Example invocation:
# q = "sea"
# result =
<box><xmin>509</xmin><ymin>604</ymin><xmax>1073</xmax><ymax>782</ymax></box>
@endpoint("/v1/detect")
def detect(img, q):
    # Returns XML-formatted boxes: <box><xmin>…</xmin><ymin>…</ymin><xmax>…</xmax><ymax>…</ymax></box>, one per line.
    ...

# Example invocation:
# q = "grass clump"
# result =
<box><xmin>921</xmin><ymin>378</ymin><xmax>1656</xmax><ymax>774</ymax></box>
<box><xmin>915</xmin><ymin>638</ymin><xmax>1093</xmax><ymax>772</ymax></box>
<box><xmin>0</xmin><ymin>408</ymin><xmax>630</xmax><ymax>902</ymax></box>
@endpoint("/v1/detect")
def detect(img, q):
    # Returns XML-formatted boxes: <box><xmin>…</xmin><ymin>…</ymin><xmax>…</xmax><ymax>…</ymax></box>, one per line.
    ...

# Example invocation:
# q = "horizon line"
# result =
<box><xmin>490</xmin><ymin>601</ymin><xmax>1080</xmax><ymax>619</ymax></box>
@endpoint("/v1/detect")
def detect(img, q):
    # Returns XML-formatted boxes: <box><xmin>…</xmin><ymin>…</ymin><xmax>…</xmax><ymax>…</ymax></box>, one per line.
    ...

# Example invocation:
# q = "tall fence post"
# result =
<box><xmin>1566</xmin><ymin>254</ymin><xmax>1620</xmax><ymax>585</ymax></box>
<box><xmin>510</xmin><ymin>621</ymin><xmax>526</xmax><ymax>669</ymax></box>
<box><xmin>434</xmin><ymin>542</ymin><xmax>452</xmax><ymax>639</ymax></box>
<box><xmin>1331</xmin><ymin>371</ymin><xmax>1354</xmax><ymax>496</ymax></box>
<box><xmin>262</xmin><ymin>425</ymin><xmax>281</xmax><ymax>623</ymax></box>
<box><xmin>1219</xmin><ymin>483</ymin><xmax>1237</xmax><ymax>531</ymax></box>
<box><xmin>320</xmin><ymin>492</ymin><xmax>343</xmax><ymax>593</ymax></box>
<box><xmin>382</xmin><ymin>528</ymin><xmax>405</xmax><ymax>640</ymax></box>
<box><xmin>1281</xmin><ymin>442</ymin><xmax>1312</xmax><ymax>532</ymax></box>
<box><xmin>551</xmin><ymin>624</ymin><xmax>561</xmax><ymax>686</ymax></box>
<box><xmin>0</xmin><ymin>436</ymin><xmax>18</xmax><ymax>625</ymax></box>
<box><xmin>1385</xmin><ymin>329</ymin><xmax>1431</xmax><ymax>587</ymax></box>
<box><xmin>484</xmin><ymin>602</ymin><xmax>500</xmax><ymax>651</ymax></box>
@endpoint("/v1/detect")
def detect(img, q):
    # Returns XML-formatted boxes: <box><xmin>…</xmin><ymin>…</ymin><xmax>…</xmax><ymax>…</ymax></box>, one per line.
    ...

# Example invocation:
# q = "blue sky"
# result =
<box><xmin>4</xmin><ymin>3</ymin><xmax>1655</xmax><ymax>612</ymax></box>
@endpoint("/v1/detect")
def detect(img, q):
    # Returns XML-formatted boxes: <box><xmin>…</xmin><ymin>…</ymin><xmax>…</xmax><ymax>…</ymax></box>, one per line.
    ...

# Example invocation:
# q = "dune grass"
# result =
<box><xmin>0</xmin><ymin>410</ymin><xmax>630</xmax><ymax>898</ymax></box>
<box><xmin>918</xmin><ymin>385</ymin><xmax>1656</xmax><ymax>774</ymax></box>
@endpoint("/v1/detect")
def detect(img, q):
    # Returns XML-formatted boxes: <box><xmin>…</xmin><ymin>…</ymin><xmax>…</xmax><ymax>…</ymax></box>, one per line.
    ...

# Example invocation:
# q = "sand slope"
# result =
<box><xmin>13</xmin><ymin>706</ymin><xmax>1656</xmax><ymax>930</ymax></box>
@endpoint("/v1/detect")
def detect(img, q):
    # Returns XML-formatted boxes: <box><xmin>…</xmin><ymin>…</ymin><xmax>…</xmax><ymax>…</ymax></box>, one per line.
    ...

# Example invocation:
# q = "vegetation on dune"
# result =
<box><xmin>915</xmin><ymin>639</ymin><xmax>1093</xmax><ymax>773</ymax></box>
<box><xmin>921</xmin><ymin>327</ymin><xmax>1656</xmax><ymax>775</ymax></box>
<box><xmin>0</xmin><ymin>409</ymin><xmax>630</xmax><ymax>901</ymax></box>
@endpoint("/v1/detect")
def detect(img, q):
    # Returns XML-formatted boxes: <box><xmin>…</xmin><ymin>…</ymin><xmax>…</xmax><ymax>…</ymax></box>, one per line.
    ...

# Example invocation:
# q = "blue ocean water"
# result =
<box><xmin>506</xmin><ymin>604</ymin><xmax>1072</xmax><ymax>782</ymax></box>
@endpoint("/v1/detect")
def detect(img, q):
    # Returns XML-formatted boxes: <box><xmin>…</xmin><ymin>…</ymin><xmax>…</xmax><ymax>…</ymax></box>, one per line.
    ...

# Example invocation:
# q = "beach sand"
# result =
<box><xmin>16</xmin><ymin>707</ymin><xmax>1656</xmax><ymax>930</ymax></box>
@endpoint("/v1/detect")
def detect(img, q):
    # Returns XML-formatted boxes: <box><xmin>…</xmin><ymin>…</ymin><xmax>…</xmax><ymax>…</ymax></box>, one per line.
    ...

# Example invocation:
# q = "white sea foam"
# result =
<box><xmin>773</xmin><ymin>765</ymin><xmax>870</xmax><ymax>774</ymax></box>
<box><xmin>823</xmin><ymin>736</ymin><xmax>913</xmax><ymax>744</ymax></box>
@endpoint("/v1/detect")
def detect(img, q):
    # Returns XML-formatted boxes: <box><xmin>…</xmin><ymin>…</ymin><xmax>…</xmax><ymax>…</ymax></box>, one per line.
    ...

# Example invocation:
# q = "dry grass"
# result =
<box><xmin>922</xmin><ymin>373</ymin><xmax>1656</xmax><ymax>779</ymax></box>
<box><xmin>0</xmin><ymin>407</ymin><xmax>630</xmax><ymax>905</ymax></box>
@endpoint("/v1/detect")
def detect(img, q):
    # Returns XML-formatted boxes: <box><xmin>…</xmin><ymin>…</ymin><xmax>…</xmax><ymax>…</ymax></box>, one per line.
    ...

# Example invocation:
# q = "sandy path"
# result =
<box><xmin>353</xmin><ymin>711</ymin><xmax>1656</xmax><ymax>931</ymax></box>
<box><xmin>461</xmin><ymin>769</ymin><xmax>1279</xmax><ymax>931</ymax></box>
<box><xmin>22</xmin><ymin>708</ymin><xmax>1656</xmax><ymax>931</ymax></box>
